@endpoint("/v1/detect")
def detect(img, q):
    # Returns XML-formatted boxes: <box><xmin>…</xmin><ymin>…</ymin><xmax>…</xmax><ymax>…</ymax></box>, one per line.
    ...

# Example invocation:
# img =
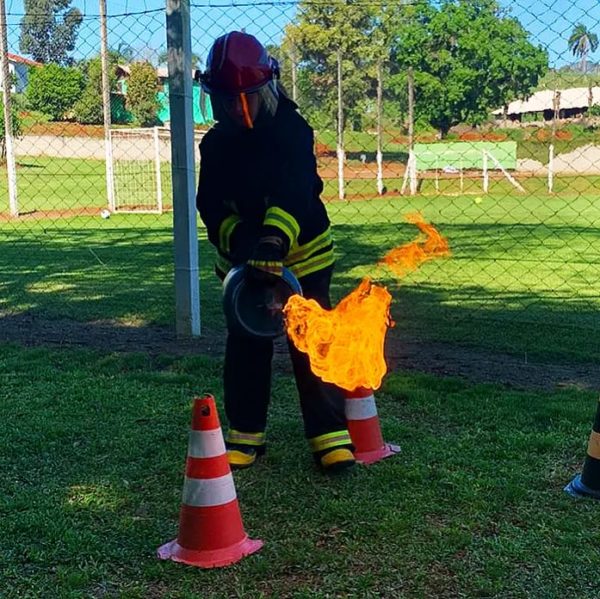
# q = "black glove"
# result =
<box><xmin>246</xmin><ymin>235</ymin><xmax>286</xmax><ymax>283</ymax></box>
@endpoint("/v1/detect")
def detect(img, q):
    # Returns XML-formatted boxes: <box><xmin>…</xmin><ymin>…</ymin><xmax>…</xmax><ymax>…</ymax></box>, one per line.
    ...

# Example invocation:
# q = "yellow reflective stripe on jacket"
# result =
<box><xmin>263</xmin><ymin>206</ymin><xmax>300</xmax><ymax>247</ymax></box>
<box><xmin>309</xmin><ymin>430</ymin><xmax>351</xmax><ymax>452</ymax></box>
<box><xmin>226</xmin><ymin>429</ymin><xmax>266</xmax><ymax>446</ymax></box>
<box><xmin>285</xmin><ymin>227</ymin><xmax>333</xmax><ymax>265</ymax></box>
<box><xmin>218</xmin><ymin>214</ymin><xmax>241</xmax><ymax>254</ymax></box>
<box><xmin>288</xmin><ymin>248</ymin><xmax>335</xmax><ymax>279</ymax></box>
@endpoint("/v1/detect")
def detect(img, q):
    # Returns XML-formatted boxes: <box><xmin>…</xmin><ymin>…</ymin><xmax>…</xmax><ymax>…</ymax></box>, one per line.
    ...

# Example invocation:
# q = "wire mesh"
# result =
<box><xmin>0</xmin><ymin>0</ymin><xmax>599</xmax><ymax>364</ymax></box>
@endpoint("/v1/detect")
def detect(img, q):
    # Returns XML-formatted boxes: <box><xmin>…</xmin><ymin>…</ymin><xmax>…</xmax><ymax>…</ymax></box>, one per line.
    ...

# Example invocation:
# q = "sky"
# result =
<box><xmin>4</xmin><ymin>0</ymin><xmax>600</xmax><ymax>68</ymax></box>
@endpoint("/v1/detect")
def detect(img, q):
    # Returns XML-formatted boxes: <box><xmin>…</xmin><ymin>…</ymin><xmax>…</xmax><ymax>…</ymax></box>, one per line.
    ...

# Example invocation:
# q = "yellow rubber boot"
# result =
<box><xmin>226</xmin><ymin>444</ymin><xmax>265</xmax><ymax>470</ymax></box>
<box><xmin>319</xmin><ymin>447</ymin><xmax>356</xmax><ymax>473</ymax></box>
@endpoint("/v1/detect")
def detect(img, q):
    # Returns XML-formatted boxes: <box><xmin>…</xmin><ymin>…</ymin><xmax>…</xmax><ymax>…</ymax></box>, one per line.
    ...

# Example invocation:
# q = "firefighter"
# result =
<box><xmin>196</xmin><ymin>31</ymin><xmax>354</xmax><ymax>473</ymax></box>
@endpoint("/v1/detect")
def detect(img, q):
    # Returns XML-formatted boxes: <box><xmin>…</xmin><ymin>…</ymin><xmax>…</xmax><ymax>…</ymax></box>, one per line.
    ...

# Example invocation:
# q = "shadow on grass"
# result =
<box><xmin>0</xmin><ymin>220</ymin><xmax>599</xmax><ymax>364</ymax></box>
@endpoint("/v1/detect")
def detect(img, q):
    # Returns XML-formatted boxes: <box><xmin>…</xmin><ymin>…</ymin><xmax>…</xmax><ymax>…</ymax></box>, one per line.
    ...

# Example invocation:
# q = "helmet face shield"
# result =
<box><xmin>198</xmin><ymin>31</ymin><xmax>281</xmax><ymax>129</ymax></box>
<box><xmin>203</xmin><ymin>80</ymin><xmax>279</xmax><ymax>130</ymax></box>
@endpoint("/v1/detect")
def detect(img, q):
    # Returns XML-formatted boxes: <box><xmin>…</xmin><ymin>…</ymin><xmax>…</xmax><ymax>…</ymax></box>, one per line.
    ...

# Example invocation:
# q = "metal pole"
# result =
<box><xmin>290</xmin><ymin>42</ymin><xmax>298</xmax><ymax>103</ymax></box>
<box><xmin>376</xmin><ymin>60</ymin><xmax>384</xmax><ymax>196</ymax></box>
<box><xmin>336</xmin><ymin>48</ymin><xmax>345</xmax><ymax>201</ymax></box>
<box><xmin>0</xmin><ymin>0</ymin><xmax>18</xmax><ymax>217</ymax></box>
<box><xmin>407</xmin><ymin>67</ymin><xmax>417</xmax><ymax>195</ymax></box>
<box><xmin>153</xmin><ymin>126</ymin><xmax>163</xmax><ymax>214</ymax></box>
<box><xmin>166</xmin><ymin>0</ymin><xmax>200</xmax><ymax>338</ymax></box>
<box><xmin>99</xmin><ymin>0</ymin><xmax>115</xmax><ymax>212</ymax></box>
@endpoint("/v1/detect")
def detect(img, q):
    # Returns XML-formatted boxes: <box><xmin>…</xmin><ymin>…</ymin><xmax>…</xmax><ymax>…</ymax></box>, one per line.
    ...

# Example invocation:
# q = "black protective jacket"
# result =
<box><xmin>196</xmin><ymin>97</ymin><xmax>335</xmax><ymax>279</ymax></box>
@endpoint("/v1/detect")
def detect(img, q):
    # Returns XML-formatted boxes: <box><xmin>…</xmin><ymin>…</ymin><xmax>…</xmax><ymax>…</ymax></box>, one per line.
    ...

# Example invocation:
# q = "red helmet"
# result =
<box><xmin>201</xmin><ymin>31</ymin><xmax>278</xmax><ymax>95</ymax></box>
<box><xmin>199</xmin><ymin>31</ymin><xmax>281</xmax><ymax>129</ymax></box>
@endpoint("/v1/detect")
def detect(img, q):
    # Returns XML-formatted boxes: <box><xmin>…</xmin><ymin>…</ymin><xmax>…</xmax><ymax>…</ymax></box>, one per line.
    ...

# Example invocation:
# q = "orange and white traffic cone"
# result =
<box><xmin>346</xmin><ymin>387</ymin><xmax>401</xmax><ymax>465</ymax></box>
<box><xmin>157</xmin><ymin>394</ymin><xmax>263</xmax><ymax>568</ymax></box>
<box><xmin>565</xmin><ymin>398</ymin><xmax>600</xmax><ymax>500</ymax></box>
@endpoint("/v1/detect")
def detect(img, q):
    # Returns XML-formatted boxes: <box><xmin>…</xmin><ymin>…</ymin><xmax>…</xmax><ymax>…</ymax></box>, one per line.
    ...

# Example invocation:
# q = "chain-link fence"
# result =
<box><xmin>1</xmin><ymin>0</ymin><xmax>599</xmax><ymax>366</ymax></box>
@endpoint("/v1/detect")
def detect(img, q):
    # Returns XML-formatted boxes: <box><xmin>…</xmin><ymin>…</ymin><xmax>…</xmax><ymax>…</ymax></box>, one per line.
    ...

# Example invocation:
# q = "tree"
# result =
<box><xmin>126</xmin><ymin>62</ymin><xmax>160</xmax><ymax>127</ymax></box>
<box><xmin>73</xmin><ymin>56</ymin><xmax>120</xmax><ymax>125</ymax></box>
<box><xmin>0</xmin><ymin>100</ymin><xmax>22</xmax><ymax>160</ymax></box>
<box><xmin>284</xmin><ymin>0</ymin><xmax>376</xmax><ymax>130</ymax></box>
<box><xmin>26</xmin><ymin>63</ymin><xmax>84</xmax><ymax>120</ymax></box>
<box><xmin>389</xmin><ymin>0</ymin><xmax>548</xmax><ymax>137</ymax></box>
<box><xmin>157</xmin><ymin>50</ymin><xmax>202</xmax><ymax>69</ymax></box>
<box><xmin>568</xmin><ymin>23</ymin><xmax>599</xmax><ymax>74</ymax></box>
<box><xmin>19</xmin><ymin>0</ymin><xmax>83</xmax><ymax>65</ymax></box>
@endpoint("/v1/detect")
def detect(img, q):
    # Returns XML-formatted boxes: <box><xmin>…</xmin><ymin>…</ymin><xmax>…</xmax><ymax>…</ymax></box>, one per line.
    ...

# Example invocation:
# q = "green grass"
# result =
<box><xmin>1</xmin><ymin>342</ymin><xmax>599</xmax><ymax>598</ymax></box>
<box><xmin>1</xmin><ymin>187</ymin><xmax>600</xmax><ymax>363</ymax></box>
<box><xmin>7</xmin><ymin>157</ymin><xmax>107</xmax><ymax>213</ymax></box>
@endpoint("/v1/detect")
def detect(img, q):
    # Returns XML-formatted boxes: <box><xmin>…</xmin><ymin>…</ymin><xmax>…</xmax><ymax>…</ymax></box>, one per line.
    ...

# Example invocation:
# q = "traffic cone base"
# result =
<box><xmin>354</xmin><ymin>442</ymin><xmax>401</xmax><ymax>465</ymax></box>
<box><xmin>564</xmin><ymin>474</ymin><xmax>600</xmax><ymax>500</ymax></box>
<box><xmin>346</xmin><ymin>387</ymin><xmax>400</xmax><ymax>465</ymax></box>
<box><xmin>157</xmin><ymin>536</ymin><xmax>263</xmax><ymax>569</ymax></box>
<box><xmin>565</xmin><ymin>401</ymin><xmax>600</xmax><ymax>501</ymax></box>
<box><xmin>157</xmin><ymin>395</ymin><xmax>263</xmax><ymax>569</ymax></box>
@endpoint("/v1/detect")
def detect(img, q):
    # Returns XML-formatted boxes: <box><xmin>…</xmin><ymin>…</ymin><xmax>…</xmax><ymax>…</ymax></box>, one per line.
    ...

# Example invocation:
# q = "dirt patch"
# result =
<box><xmin>1</xmin><ymin>311</ymin><xmax>598</xmax><ymax>392</ymax></box>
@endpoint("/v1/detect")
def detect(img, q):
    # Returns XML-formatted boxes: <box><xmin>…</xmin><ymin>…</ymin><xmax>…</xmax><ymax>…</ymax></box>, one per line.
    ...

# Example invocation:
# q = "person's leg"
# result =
<box><xmin>224</xmin><ymin>331</ymin><xmax>273</xmax><ymax>466</ymax></box>
<box><xmin>288</xmin><ymin>266</ymin><xmax>354</xmax><ymax>470</ymax></box>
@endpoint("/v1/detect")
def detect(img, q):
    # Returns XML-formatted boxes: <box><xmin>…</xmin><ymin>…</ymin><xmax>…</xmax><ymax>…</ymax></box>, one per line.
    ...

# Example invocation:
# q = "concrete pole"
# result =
<box><xmin>0</xmin><ymin>0</ymin><xmax>18</xmax><ymax>217</ymax></box>
<box><xmin>99</xmin><ymin>0</ymin><xmax>115</xmax><ymax>211</ymax></box>
<box><xmin>166</xmin><ymin>0</ymin><xmax>200</xmax><ymax>337</ymax></box>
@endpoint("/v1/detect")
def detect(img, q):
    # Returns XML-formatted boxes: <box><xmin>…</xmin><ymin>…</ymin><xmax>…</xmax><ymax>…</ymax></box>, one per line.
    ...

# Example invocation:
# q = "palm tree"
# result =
<box><xmin>568</xmin><ymin>24</ymin><xmax>599</xmax><ymax>74</ymax></box>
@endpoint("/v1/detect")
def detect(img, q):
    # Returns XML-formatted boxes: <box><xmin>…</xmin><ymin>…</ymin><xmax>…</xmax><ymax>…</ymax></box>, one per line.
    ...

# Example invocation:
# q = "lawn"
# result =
<box><xmin>2</xmin><ymin>156</ymin><xmax>600</xmax><ymax>597</ymax></box>
<box><xmin>1</xmin><ymin>188</ymin><xmax>599</xmax><ymax>363</ymax></box>
<box><xmin>1</xmin><ymin>342</ymin><xmax>599</xmax><ymax>597</ymax></box>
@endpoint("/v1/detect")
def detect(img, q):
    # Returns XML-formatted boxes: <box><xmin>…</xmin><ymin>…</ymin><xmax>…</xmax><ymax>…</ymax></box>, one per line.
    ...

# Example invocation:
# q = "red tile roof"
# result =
<box><xmin>7</xmin><ymin>53</ymin><xmax>42</xmax><ymax>67</ymax></box>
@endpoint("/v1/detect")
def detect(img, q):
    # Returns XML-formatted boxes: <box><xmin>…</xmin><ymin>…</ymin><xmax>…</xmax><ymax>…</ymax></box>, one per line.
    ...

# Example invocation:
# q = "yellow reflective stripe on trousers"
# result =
<box><xmin>226</xmin><ymin>429</ymin><xmax>266</xmax><ymax>446</ymax></box>
<box><xmin>263</xmin><ymin>206</ymin><xmax>300</xmax><ymax>247</ymax></box>
<box><xmin>182</xmin><ymin>473</ymin><xmax>237</xmax><ymax>507</ymax></box>
<box><xmin>289</xmin><ymin>249</ymin><xmax>335</xmax><ymax>279</ymax></box>
<box><xmin>345</xmin><ymin>394</ymin><xmax>378</xmax><ymax>421</ymax></box>
<box><xmin>309</xmin><ymin>430</ymin><xmax>351</xmax><ymax>452</ymax></box>
<box><xmin>218</xmin><ymin>214</ymin><xmax>241</xmax><ymax>254</ymax></box>
<box><xmin>285</xmin><ymin>228</ymin><xmax>333</xmax><ymax>264</ymax></box>
<box><xmin>188</xmin><ymin>429</ymin><xmax>226</xmax><ymax>458</ymax></box>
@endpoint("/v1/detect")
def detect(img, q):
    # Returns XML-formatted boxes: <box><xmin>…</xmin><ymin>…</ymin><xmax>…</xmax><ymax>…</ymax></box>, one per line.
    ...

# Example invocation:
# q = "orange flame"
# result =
<box><xmin>284</xmin><ymin>277</ymin><xmax>392</xmax><ymax>391</ymax></box>
<box><xmin>380</xmin><ymin>212</ymin><xmax>450</xmax><ymax>277</ymax></box>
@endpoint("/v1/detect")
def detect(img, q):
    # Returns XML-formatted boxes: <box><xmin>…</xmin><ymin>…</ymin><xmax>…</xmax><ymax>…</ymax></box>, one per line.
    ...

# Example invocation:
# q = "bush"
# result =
<box><xmin>26</xmin><ymin>64</ymin><xmax>84</xmax><ymax>121</ymax></box>
<box><xmin>126</xmin><ymin>62</ymin><xmax>160</xmax><ymax>127</ymax></box>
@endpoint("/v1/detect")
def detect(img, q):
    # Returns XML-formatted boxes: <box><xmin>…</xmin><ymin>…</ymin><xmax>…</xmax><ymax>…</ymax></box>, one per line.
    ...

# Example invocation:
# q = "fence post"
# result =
<box><xmin>0</xmin><ymin>0</ymin><xmax>18</xmax><ymax>217</ymax></box>
<box><xmin>99</xmin><ymin>0</ymin><xmax>115</xmax><ymax>212</ymax></box>
<box><xmin>166</xmin><ymin>0</ymin><xmax>201</xmax><ymax>338</ymax></box>
<box><xmin>153</xmin><ymin>127</ymin><xmax>163</xmax><ymax>214</ymax></box>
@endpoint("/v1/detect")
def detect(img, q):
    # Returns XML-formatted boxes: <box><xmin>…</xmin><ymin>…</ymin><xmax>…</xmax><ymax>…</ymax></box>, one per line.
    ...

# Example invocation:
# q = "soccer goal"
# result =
<box><xmin>108</xmin><ymin>127</ymin><xmax>204</xmax><ymax>214</ymax></box>
<box><xmin>401</xmin><ymin>141</ymin><xmax>524</xmax><ymax>195</ymax></box>
<box><xmin>108</xmin><ymin>127</ymin><xmax>169</xmax><ymax>213</ymax></box>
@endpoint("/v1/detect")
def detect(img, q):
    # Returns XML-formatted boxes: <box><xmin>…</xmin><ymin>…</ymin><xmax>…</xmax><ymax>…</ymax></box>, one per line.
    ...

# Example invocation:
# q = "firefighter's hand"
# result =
<box><xmin>246</xmin><ymin>235</ymin><xmax>285</xmax><ymax>283</ymax></box>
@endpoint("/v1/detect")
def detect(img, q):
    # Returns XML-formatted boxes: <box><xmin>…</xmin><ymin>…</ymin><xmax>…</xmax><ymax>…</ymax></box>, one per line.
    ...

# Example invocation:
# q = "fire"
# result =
<box><xmin>380</xmin><ymin>212</ymin><xmax>450</xmax><ymax>277</ymax></box>
<box><xmin>284</xmin><ymin>278</ymin><xmax>392</xmax><ymax>391</ymax></box>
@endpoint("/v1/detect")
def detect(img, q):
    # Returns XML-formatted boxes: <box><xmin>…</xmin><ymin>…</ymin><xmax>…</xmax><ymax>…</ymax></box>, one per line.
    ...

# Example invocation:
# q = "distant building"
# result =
<box><xmin>494</xmin><ymin>87</ymin><xmax>600</xmax><ymax>121</ymax></box>
<box><xmin>1</xmin><ymin>53</ymin><xmax>42</xmax><ymax>93</ymax></box>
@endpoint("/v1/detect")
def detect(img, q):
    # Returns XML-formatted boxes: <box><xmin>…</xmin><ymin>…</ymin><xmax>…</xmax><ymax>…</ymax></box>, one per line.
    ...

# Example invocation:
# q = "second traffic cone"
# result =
<box><xmin>157</xmin><ymin>394</ymin><xmax>263</xmax><ymax>568</ymax></box>
<box><xmin>346</xmin><ymin>387</ymin><xmax>400</xmax><ymax>465</ymax></box>
<box><xmin>565</xmin><ymin>398</ymin><xmax>600</xmax><ymax>500</ymax></box>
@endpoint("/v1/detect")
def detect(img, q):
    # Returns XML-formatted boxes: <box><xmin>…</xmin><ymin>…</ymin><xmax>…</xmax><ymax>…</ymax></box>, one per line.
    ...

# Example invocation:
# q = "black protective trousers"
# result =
<box><xmin>223</xmin><ymin>265</ymin><xmax>347</xmax><ymax>441</ymax></box>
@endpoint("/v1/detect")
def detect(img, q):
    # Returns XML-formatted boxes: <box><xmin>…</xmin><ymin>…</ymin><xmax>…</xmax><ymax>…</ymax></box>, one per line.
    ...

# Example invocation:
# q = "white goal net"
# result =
<box><xmin>108</xmin><ymin>127</ymin><xmax>204</xmax><ymax>213</ymax></box>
